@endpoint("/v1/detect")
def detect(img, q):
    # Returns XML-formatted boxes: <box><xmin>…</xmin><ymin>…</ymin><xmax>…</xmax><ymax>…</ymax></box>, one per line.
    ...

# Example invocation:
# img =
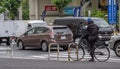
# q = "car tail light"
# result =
<box><xmin>68</xmin><ymin>29</ymin><xmax>73</xmax><ymax>38</ymax></box>
<box><xmin>49</xmin><ymin>31</ymin><xmax>55</xmax><ymax>39</ymax></box>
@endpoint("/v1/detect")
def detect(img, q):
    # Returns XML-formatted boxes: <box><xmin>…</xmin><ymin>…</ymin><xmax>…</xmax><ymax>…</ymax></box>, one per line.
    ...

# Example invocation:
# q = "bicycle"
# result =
<box><xmin>69</xmin><ymin>34</ymin><xmax>110</xmax><ymax>62</ymax></box>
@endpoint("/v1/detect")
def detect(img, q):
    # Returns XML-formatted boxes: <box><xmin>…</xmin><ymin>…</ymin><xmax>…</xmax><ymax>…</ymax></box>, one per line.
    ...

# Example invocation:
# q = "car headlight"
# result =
<box><xmin>98</xmin><ymin>35</ymin><xmax>102</xmax><ymax>38</ymax></box>
<box><xmin>110</xmin><ymin>35</ymin><xmax>116</xmax><ymax>40</ymax></box>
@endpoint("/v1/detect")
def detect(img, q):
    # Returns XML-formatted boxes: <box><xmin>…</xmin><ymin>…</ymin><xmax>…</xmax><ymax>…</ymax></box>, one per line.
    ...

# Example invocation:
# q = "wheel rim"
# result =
<box><xmin>94</xmin><ymin>46</ymin><xmax>110</xmax><ymax>62</ymax></box>
<box><xmin>69</xmin><ymin>45</ymin><xmax>85</xmax><ymax>61</ymax></box>
<box><xmin>42</xmin><ymin>42</ymin><xmax>47</xmax><ymax>51</ymax></box>
<box><xmin>18</xmin><ymin>41</ymin><xmax>23</xmax><ymax>49</ymax></box>
<box><xmin>116</xmin><ymin>45</ymin><xmax>120</xmax><ymax>56</ymax></box>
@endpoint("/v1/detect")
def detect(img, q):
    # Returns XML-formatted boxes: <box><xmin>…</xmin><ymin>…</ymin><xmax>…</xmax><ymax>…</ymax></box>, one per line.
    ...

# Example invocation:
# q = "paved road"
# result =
<box><xmin>0</xmin><ymin>44</ymin><xmax>120</xmax><ymax>63</ymax></box>
<box><xmin>0</xmin><ymin>58</ymin><xmax>120</xmax><ymax>69</ymax></box>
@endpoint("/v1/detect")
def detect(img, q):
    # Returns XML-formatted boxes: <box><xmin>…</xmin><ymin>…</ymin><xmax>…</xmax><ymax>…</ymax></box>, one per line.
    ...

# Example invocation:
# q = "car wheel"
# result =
<box><xmin>114</xmin><ymin>42</ymin><xmax>120</xmax><ymax>57</ymax></box>
<box><xmin>41</xmin><ymin>41</ymin><xmax>48</xmax><ymax>52</ymax></box>
<box><xmin>18</xmin><ymin>41</ymin><xmax>25</xmax><ymax>50</ymax></box>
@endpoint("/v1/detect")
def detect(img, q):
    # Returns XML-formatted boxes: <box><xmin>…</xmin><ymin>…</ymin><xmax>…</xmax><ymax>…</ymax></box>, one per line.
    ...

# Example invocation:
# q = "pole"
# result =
<box><xmin>117</xmin><ymin>0</ymin><xmax>120</xmax><ymax>31</ymax></box>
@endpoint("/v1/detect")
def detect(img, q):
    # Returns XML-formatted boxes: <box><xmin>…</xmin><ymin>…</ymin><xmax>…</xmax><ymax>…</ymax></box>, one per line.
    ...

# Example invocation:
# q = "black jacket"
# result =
<box><xmin>87</xmin><ymin>23</ymin><xmax>99</xmax><ymax>41</ymax></box>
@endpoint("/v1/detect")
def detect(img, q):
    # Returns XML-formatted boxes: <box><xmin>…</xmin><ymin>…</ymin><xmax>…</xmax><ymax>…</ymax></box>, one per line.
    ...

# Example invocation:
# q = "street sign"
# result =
<box><xmin>108</xmin><ymin>0</ymin><xmax>117</xmax><ymax>24</ymax></box>
<box><xmin>64</xmin><ymin>6</ymin><xmax>74</xmax><ymax>15</ymax></box>
<box><xmin>74</xmin><ymin>7</ymin><xmax>81</xmax><ymax>17</ymax></box>
<box><xmin>45</xmin><ymin>5</ymin><xmax>57</xmax><ymax>11</ymax></box>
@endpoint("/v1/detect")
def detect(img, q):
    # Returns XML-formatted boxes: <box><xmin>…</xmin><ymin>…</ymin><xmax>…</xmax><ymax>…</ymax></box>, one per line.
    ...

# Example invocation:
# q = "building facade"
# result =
<box><xmin>28</xmin><ymin>0</ymin><xmax>107</xmax><ymax>23</ymax></box>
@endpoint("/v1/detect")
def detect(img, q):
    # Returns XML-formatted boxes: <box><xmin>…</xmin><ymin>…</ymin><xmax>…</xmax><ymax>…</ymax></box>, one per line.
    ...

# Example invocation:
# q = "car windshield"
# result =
<box><xmin>93</xmin><ymin>19</ymin><xmax>109</xmax><ymax>27</ymax></box>
<box><xmin>53</xmin><ymin>27</ymin><xmax>70</xmax><ymax>34</ymax></box>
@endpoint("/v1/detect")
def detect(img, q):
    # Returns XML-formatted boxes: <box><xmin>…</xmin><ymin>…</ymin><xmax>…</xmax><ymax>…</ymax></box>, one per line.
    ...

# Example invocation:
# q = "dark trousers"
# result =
<box><xmin>89</xmin><ymin>41</ymin><xmax>96</xmax><ymax>59</ymax></box>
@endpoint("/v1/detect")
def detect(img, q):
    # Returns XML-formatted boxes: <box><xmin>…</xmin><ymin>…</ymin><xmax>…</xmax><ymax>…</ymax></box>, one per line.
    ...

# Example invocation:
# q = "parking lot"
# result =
<box><xmin>0</xmin><ymin>44</ymin><xmax>120</xmax><ymax>63</ymax></box>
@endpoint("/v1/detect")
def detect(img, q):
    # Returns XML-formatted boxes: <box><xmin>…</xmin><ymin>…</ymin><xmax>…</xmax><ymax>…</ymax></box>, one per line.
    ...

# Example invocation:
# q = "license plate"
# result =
<box><xmin>2</xmin><ymin>39</ymin><xmax>7</xmax><ymax>41</ymax></box>
<box><xmin>105</xmin><ymin>41</ymin><xmax>109</xmax><ymax>44</ymax></box>
<box><xmin>61</xmin><ymin>36</ymin><xmax>66</xmax><ymax>39</ymax></box>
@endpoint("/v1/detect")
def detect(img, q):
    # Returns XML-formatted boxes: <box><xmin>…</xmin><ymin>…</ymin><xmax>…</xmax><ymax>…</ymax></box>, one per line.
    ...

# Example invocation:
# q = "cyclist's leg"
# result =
<box><xmin>89</xmin><ymin>41</ymin><xmax>95</xmax><ymax>61</ymax></box>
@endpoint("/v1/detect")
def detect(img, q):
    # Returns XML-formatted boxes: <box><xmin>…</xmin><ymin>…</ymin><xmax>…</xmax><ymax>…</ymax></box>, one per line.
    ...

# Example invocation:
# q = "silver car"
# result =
<box><xmin>109</xmin><ymin>34</ymin><xmax>120</xmax><ymax>57</ymax></box>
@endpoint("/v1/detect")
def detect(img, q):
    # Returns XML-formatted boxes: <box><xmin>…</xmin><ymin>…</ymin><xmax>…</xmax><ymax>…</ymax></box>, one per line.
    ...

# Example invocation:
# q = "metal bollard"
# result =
<box><xmin>68</xmin><ymin>43</ymin><xmax>79</xmax><ymax>61</ymax></box>
<box><xmin>48</xmin><ymin>43</ymin><xmax>60</xmax><ymax>61</ymax></box>
<box><xmin>10</xmin><ymin>38</ymin><xmax>16</xmax><ymax>58</ymax></box>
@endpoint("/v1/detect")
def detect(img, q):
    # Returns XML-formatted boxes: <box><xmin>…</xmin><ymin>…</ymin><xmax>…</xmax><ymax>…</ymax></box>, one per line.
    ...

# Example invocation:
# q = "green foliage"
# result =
<box><xmin>0</xmin><ymin>0</ymin><xmax>21</xmax><ymax>20</ymax></box>
<box><xmin>91</xmin><ymin>10</ymin><xmax>106</xmax><ymax>18</ymax></box>
<box><xmin>22</xmin><ymin>0</ymin><xmax>29</xmax><ymax>20</ymax></box>
<box><xmin>52</xmin><ymin>0</ymin><xmax>72</xmax><ymax>16</ymax></box>
<box><xmin>90</xmin><ymin>10</ymin><xmax>108</xmax><ymax>21</ymax></box>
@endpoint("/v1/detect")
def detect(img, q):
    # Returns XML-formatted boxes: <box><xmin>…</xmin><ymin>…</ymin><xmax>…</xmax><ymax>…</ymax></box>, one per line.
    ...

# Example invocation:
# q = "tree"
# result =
<box><xmin>52</xmin><ymin>0</ymin><xmax>72</xmax><ymax>16</ymax></box>
<box><xmin>0</xmin><ymin>0</ymin><xmax>22</xmax><ymax>20</ymax></box>
<box><xmin>22</xmin><ymin>0</ymin><xmax>29</xmax><ymax>20</ymax></box>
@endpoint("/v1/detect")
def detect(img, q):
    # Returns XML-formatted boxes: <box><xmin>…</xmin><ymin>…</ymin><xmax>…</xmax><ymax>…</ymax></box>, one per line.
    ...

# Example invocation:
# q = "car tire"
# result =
<box><xmin>41</xmin><ymin>41</ymin><xmax>48</xmax><ymax>52</ymax></box>
<box><xmin>18</xmin><ymin>40</ymin><xmax>25</xmax><ymax>50</ymax></box>
<box><xmin>114</xmin><ymin>42</ymin><xmax>120</xmax><ymax>57</ymax></box>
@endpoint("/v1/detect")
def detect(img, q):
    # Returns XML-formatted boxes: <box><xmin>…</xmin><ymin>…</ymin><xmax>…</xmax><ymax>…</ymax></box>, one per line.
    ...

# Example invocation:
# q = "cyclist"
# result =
<box><xmin>86</xmin><ymin>18</ymin><xmax>99</xmax><ymax>62</ymax></box>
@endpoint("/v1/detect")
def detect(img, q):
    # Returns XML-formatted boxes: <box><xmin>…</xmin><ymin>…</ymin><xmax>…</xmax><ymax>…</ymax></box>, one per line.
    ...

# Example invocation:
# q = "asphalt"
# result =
<box><xmin>0</xmin><ymin>58</ymin><xmax>120</xmax><ymax>69</ymax></box>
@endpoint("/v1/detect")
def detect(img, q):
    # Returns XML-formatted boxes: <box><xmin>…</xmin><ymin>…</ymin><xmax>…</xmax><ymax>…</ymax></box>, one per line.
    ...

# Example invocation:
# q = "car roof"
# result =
<box><xmin>28</xmin><ymin>20</ymin><xmax>46</xmax><ymax>24</ymax></box>
<box><xmin>34</xmin><ymin>25</ymin><xmax>67</xmax><ymax>28</ymax></box>
<box><xmin>55</xmin><ymin>17</ymin><xmax>103</xmax><ymax>20</ymax></box>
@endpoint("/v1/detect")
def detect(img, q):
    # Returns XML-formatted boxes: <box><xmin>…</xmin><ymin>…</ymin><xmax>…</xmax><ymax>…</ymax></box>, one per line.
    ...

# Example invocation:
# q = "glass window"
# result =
<box><xmin>34</xmin><ymin>27</ymin><xmax>49</xmax><ymax>34</ymax></box>
<box><xmin>53</xmin><ymin>27</ymin><xmax>70</xmax><ymax>34</ymax></box>
<box><xmin>34</xmin><ymin>27</ymin><xmax>43</xmax><ymax>34</ymax></box>
<box><xmin>93</xmin><ymin>19</ymin><xmax>109</xmax><ymax>27</ymax></box>
<box><xmin>42</xmin><ymin>27</ymin><xmax>49</xmax><ymax>33</ymax></box>
<box><xmin>26</xmin><ymin>28</ymin><xmax>35</xmax><ymax>35</ymax></box>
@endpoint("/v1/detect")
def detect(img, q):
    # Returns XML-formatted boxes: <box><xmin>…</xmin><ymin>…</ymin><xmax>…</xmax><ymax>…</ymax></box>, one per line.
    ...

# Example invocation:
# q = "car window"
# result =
<box><xmin>34</xmin><ymin>27</ymin><xmax>49</xmax><ymax>34</ymax></box>
<box><xmin>34</xmin><ymin>27</ymin><xmax>43</xmax><ymax>34</ymax></box>
<box><xmin>26</xmin><ymin>28</ymin><xmax>35</xmax><ymax>35</ymax></box>
<box><xmin>42</xmin><ymin>27</ymin><xmax>49</xmax><ymax>33</ymax></box>
<box><xmin>93</xmin><ymin>19</ymin><xmax>109</xmax><ymax>27</ymax></box>
<box><xmin>53</xmin><ymin>27</ymin><xmax>70</xmax><ymax>34</ymax></box>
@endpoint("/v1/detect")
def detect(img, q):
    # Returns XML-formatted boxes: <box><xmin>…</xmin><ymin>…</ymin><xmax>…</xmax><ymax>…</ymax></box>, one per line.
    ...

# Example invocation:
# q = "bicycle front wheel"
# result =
<box><xmin>69</xmin><ymin>44</ymin><xmax>85</xmax><ymax>61</ymax></box>
<box><xmin>94</xmin><ymin>46</ymin><xmax>110</xmax><ymax>62</ymax></box>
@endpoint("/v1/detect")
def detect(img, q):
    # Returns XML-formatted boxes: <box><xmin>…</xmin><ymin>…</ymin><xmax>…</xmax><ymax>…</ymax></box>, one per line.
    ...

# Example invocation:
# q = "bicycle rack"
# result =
<box><xmin>68</xmin><ymin>43</ymin><xmax>79</xmax><ymax>61</ymax></box>
<box><xmin>48</xmin><ymin>43</ymin><xmax>60</xmax><ymax>61</ymax></box>
<box><xmin>9</xmin><ymin>38</ymin><xmax>16</xmax><ymax>58</ymax></box>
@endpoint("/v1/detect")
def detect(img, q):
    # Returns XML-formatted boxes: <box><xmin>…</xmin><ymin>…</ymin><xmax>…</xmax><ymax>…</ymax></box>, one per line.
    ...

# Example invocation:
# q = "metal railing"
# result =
<box><xmin>48</xmin><ymin>42</ymin><xmax>79</xmax><ymax>61</ymax></box>
<box><xmin>48</xmin><ymin>43</ymin><xmax>60</xmax><ymax>61</ymax></box>
<box><xmin>68</xmin><ymin>43</ymin><xmax>79</xmax><ymax>61</ymax></box>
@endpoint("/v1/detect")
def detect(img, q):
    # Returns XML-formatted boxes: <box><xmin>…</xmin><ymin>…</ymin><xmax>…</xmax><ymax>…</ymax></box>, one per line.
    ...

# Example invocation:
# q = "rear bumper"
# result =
<box><xmin>48</xmin><ymin>39</ymin><xmax>73</xmax><ymax>46</ymax></box>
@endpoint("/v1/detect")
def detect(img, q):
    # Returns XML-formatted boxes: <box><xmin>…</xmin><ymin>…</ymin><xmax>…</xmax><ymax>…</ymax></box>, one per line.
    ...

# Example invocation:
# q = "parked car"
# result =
<box><xmin>17</xmin><ymin>25</ymin><xmax>73</xmax><ymax>51</ymax></box>
<box><xmin>109</xmin><ymin>34</ymin><xmax>120</xmax><ymax>57</ymax></box>
<box><xmin>0</xmin><ymin>20</ymin><xmax>47</xmax><ymax>45</ymax></box>
<box><xmin>54</xmin><ymin>17</ymin><xmax>114</xmax><ymax>46</ymax></box>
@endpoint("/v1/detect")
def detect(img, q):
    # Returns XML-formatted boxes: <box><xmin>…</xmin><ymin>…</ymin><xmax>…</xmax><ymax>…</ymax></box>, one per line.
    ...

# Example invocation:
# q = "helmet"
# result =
<box><xmin>87</xmin><ymin>18</ymin><xmax>93</xmax><ymax>23</ymax></box>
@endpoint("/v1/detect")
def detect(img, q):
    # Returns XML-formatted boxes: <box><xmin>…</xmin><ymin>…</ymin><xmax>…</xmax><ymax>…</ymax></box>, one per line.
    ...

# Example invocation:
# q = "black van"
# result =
<box><xmin>54</xmin><ymin>17</ymin><xmax>114</xmax><ymax>46</ymax></box>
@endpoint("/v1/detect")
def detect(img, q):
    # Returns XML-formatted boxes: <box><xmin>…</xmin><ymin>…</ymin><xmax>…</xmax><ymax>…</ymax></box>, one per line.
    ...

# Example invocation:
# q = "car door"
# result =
<box><xmin>33</xmin><ymin>27</ymin><xmax>49</xmax><ymax>46</ymax></box>
<box><xmin>23</xmin><ymin>28</ymin><xmax>36</xmax><ymax>46</ymax></box>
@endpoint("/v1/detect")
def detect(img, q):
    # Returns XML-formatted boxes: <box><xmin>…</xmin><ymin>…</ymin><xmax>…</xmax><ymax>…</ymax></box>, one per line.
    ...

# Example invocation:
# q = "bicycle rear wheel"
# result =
<box><xmin>94</xmin><ymin>46</ymin><xmax>110</xmax><ymax>62</ymax></box>
<box><xmin>69</xmin><ymin>44</ymin><xmax>85</xmax><ymax>61</ymax></box>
